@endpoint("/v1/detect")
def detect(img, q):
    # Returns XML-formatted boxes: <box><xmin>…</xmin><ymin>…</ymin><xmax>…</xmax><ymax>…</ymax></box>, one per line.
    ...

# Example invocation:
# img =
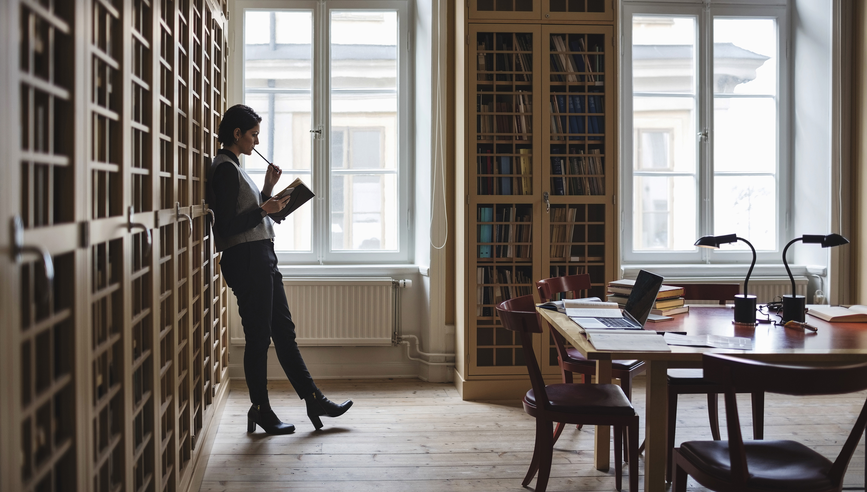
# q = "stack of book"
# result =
<box><xmin>606</xmin><ymin>279</ymin><xmax>688</xmax><ymax>316</ymax></box>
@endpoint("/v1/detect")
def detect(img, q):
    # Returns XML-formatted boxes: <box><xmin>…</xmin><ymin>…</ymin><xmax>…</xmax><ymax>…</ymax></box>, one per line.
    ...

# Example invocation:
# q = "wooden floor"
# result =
<box><xmin>199</xmin><ymin>378</ymin><xmax>866</xmax><ymax>492</ymax></box>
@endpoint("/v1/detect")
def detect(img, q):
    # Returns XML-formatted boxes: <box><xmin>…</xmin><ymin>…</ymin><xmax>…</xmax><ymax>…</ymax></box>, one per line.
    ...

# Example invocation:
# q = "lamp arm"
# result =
<box><xmin>736</xmin><ymin>237</ymin><xmax>756</xmax><ymax>296</ymax></box>
<box><xmin>781</xmin><ymin>237</ymin><xmax>803</xmax><ymax>298</ymax></box>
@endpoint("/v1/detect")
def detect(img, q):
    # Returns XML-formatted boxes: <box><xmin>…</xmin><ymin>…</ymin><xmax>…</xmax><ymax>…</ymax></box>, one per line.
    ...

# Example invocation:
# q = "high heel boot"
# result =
<box><xmin>304</xmin><ymin>390</ymin><xmax>353</xmax><ymax>429</ymax></box>
<box><xmin>247</xmin><ymin>404</ymin><xmax>295</xmax><ymax>435</ymax></box>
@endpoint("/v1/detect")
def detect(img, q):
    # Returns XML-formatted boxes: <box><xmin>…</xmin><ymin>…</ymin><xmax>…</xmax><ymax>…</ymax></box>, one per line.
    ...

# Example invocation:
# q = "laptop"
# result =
<box><xmin>569</xmin><ymin>270</ymin><xmax>664</xmax><ymax>329</ymax></box>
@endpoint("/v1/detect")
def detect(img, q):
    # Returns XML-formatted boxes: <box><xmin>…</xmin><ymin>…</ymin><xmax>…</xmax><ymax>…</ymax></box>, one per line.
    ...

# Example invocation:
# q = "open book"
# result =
<box><xmin>564</xmin><ymin>300</ymin><xmax>622</xmax><ymax>318</ymax></box>
<box><xmin>268</xmin><ymin>178</ymin><xmax>315</xmax><ymax>223</ymax></box>
<box><xmin>806</xmin><ymin>304</ymin><xmax>867</xmax><ymax>323</ymax></box>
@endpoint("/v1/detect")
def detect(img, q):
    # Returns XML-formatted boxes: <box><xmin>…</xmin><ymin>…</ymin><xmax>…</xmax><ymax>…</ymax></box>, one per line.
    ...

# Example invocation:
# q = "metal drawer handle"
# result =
<box><xmin>11</xmin><ymin>215</ymin><xmax>54</xmax><ymax>301</ymax></box>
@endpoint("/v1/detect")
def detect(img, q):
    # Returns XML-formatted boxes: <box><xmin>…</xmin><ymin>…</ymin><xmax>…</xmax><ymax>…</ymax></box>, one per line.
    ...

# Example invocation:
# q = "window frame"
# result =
<box><xmin>231</xmin><ymin>0</ymin><xmax>412</xmax><ymax>265</ymax></box>
<box><xmin>620</xmin><ymin>1</ymin><xmax>790</xmax><ymax>266</ymax></box>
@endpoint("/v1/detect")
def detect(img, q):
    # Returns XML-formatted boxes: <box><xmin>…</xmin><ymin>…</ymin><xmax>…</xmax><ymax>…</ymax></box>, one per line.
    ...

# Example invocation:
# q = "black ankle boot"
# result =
<box><xmin>304</xmin><ymin>390</ymin><xmax>353</xmax><ymax>430</ymax></box>
<box><xmin>247</xmin><ymin>404</ymin><xmax>295</xmax><ymax>435</ymax></box>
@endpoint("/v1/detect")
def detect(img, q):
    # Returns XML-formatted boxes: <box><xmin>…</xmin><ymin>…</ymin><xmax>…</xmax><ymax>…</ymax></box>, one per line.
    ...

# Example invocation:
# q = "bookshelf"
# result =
<box><xmin>469</xmin><ymin>0</ymin><xmax>614</xmax><ymax>22</ymax></box>
<box><xmin>457</xmin><ymin>12</ymin><xmax>618</xmax><ymax>399</ymax></box>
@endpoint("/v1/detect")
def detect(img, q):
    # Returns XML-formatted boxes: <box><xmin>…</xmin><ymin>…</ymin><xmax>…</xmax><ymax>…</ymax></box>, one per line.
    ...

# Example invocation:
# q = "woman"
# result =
<box><xmin>208</xmin><ymin>104</ymin><xmax>351</xmax><ymax>434</ymax></box>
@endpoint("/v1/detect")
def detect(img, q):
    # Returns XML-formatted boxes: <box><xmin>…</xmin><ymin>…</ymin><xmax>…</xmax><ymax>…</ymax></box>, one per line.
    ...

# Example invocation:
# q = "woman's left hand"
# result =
<box><xmin>263</xmin><ymin>162</ymin><xmax>282</xmax><ymax>194</ymax></box>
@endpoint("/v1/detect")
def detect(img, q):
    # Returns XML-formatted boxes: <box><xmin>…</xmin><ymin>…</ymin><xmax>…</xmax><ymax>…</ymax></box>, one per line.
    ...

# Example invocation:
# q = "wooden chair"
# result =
<box><xmin>666</xmin><ymin>283</ymin><xmax>764</xmax><ymax>481</ymax></box>
<box><xmin>672</xmin><ymin>353</ymin><xmax>867</xmax><ymax>492</ymax></box>
<box><xmin>535</xmin><ymin>274</ymin><xmax>646</xmax><ymax>447</ymax></box>
<box><xmin>497</xmin><ymin>295</ymin><xmax>639</xmax><ymax>492</ymax></box>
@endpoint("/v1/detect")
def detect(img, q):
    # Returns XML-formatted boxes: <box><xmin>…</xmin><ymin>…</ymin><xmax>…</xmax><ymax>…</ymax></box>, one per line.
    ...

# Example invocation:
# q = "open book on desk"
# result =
<box><xmin>586</xmin><ymin>330</ymin><xmax>671</xmax><ymax>352</ymax></box>
<box><xmin>269</xmin><ymin>178</ymin><xmax>315</xmax><ymax>223</ymax></box>
<box><xmin>537</xmin><ymin>297</ymin><xmax>602</xmax><ymax>313</ymax></box>
<box><xmin>806</xmin><ymin>304</ymin><xmax>867</xmax><ymax>322</ymax></box>
<box><xmin>564</xmin><ymin>300</ymin><xmax>622</xmax><ymax>318</ymax></box>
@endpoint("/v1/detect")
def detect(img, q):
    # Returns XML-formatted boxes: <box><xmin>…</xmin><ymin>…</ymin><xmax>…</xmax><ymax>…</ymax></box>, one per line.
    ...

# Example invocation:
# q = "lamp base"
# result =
<box><xmin>782</xmin><ymin>295</ymin><xmax>806</xmax><ymax>323</ymax></box>
<box><xmin>734</xmin><ymin>295</ymin><xmax>757</xmax><ymax>324</ymax></box>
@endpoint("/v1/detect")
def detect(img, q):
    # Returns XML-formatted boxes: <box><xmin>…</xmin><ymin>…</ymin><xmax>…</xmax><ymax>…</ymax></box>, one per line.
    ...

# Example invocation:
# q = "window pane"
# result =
<box><xmin>713</xmin><ymin>18</ymin><xmax>776</xmax><ymax>96</ymax></box>
<box><xmin>331</xmin><ymin>174</ymin><xmax>397</xmax><ymax>251</ymax></box>
<box><xmin>632</xmin><ymin>96</ymin><xmax>696</xmax><ymax>174</ymax></box>
<box><xmin>714</xmin><ymin>97</ymin><xmax>775</xmax><ymax>173</ymax></box>
<box><xmin>244</xmin><ymin>10</ymin><xmax>313</xmax><ymax>252</ymax></box>
<box><xmin>714</xmin><ymin>175</ymin><xmax>776</xmax><ymax>250</ymax></box>
<box><xmin>632</xmin><ymin>16</ymin><xmax>696</xmax><ymax>94</ymax></box>
<box><xmin>330</xmin><ymin>10</ymin><xmax>398</xmax><ymax>251</ymax></box>
<box><xmin>633</xmin><ymin>175</ymin><xmax>696</xmax><ymax>251</ymax></box>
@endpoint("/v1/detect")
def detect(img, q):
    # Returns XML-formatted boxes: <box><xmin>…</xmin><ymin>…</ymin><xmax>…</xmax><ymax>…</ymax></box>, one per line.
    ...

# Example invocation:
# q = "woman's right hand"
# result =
<box><xmin>260</xmin><ymin>192</ymin><xmax>292</xmax><ymax>214</ymax></box>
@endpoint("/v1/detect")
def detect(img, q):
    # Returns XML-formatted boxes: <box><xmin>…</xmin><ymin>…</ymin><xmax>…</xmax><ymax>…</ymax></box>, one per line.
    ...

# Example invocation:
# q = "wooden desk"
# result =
<box><xmin>538</xmin><ymin>306</ymin><xmax>867</xmax><ymax>492</ymax></box>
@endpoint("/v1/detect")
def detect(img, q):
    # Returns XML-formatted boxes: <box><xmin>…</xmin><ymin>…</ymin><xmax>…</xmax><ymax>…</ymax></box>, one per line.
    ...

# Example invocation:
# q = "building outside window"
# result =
<box><xmin>621</xmin><ymin>1</ymin><xmax>788</xmax><ymax>264</ymax></box>
<box><xmin>236</xmin><ymin>1</ymin><xmax>410</xmax><ymax>263</ymax></box>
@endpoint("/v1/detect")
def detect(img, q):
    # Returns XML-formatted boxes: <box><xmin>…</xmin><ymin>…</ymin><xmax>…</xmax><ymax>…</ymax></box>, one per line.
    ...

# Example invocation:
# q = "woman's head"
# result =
<box><xmin>218</xmin><ymin>105</ymin><xmax>262</xmax><ymax>154</ymax></box>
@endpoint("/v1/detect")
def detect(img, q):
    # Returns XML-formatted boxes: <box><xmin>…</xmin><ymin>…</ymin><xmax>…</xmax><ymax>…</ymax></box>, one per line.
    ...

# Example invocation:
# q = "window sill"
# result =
<box><xmin>621</xmin><ymin>264</ymin><xmax>827</xmax><ymax>279</ymax></box>
<box><xmin>277</xmin><ymin>264</ymin><xmax>423</xmax><ymax>278</ymax></box>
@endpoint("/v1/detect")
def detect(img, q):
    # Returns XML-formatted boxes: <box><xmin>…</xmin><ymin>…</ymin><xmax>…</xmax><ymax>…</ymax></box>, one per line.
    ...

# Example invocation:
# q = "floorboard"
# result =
<box><xmin>199</xmin><ymin>378</ymin><xmax>866</xmax><ymax>491</ymax></box>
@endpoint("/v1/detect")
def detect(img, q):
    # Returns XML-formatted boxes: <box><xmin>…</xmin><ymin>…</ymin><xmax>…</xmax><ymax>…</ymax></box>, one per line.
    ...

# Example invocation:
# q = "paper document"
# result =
<box><xmin>587</xmin><ymin>331</ymin><xmax>671</xmax><ymax>352</ymax></box>
<box><xmin>662</xmin><ymin>333</ymin><xmax>753</xmax><ymax>350</ymax></box>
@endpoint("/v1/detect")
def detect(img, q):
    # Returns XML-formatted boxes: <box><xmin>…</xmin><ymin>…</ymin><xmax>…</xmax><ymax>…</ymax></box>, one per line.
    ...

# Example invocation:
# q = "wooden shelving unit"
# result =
<box><xmin>456</xmin><ymin>2</ymin><xmax>618</xmax><ymax>399</ymax></box>
<box><xmin>1</xmin><ymin>0</ymin><xmax>231</xmax><ymax>491</ymax></box>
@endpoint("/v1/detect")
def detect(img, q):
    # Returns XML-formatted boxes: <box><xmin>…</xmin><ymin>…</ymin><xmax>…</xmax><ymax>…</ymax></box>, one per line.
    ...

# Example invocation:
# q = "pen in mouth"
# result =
<box><xmin>252</xmin><ymin>147</ymin><xmax>274</xmax><ymax>167</ymax></box>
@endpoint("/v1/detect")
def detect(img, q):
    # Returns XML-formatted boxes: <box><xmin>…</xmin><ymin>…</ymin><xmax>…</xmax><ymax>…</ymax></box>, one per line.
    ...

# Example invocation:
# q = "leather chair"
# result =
<box><xmin>535</xmin><ymin>274</ymin><xmax>646</xmax><ymax>445</ymax></box>
<box><xmin>497</xmin><ymin>295</ymin><xmax>639</xmax><ymax>492</ymax></box>
<box><xmin>666</xmin><ymin>283</ymin><xmax>764</xmax><ymax>482</ymax></box>
<box><xmin>672</xmin><ymin>353</ymin><xmax>867</xmax><ymax>492</ymax></box>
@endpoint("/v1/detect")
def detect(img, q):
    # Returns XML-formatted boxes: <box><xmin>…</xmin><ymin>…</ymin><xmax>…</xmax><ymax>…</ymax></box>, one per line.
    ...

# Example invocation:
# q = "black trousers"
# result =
<box><xmin>219</xmin><ymin>239</ymin><xmax>316</xmax><ymax>405</ymax></box>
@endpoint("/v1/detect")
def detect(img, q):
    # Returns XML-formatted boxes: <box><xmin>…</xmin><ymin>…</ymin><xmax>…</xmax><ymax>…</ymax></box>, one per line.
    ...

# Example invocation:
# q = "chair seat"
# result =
<box><xmin>565</xmin><ymin>348</ymin><xmax>642</xmax><ymax>371</ymax></box>
<box><xmin>679</xmin><ymin>440</ymin><xmax>834</xmax><ymax>490</ymax></box>
<box><xmin>667</xmin><ymin>368</ymin><xmax>710</xmax><ymax>384</ymax></box>
<box><xmin>526</xmin><ymin>383</ymin><xmax>635</xmax><ymax>415</ymax></box>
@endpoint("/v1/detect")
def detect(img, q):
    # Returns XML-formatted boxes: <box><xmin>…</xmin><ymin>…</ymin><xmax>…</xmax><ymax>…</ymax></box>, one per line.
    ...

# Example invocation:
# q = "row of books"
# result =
<box><xmin>476</xmin><ymin>266</ymin><xmax>533</xmax><ymax>316</ymax></box>
<box><xmin>549</xmin><ymin>35</ymin><xmax>603</xmax><ymax>84</ymax></box>
<box><xmin>549</xmin><ymin>206</ymin><xmax>578</xmax><ymax>260</ymax></box>
<box><xmin>550</xmin><ymin>148</ymin><xmax>604</xmax><ymax>196</ymax></box>
<box><xmin>549</xmin><ymin>93</ymin><xmax>604</xmax><ymax>139</ymax></box>
<box><xmin>476</xmin><ymin>148</ymin><xmax>532</xmax><ymax>195</ymax></box>
<box><xmin>477</xmin><ymin>206</ymin><xmax>533</xmax><ymax>259</ymax></box>
<box><xmin>476</xmin><ymin>92</ymin><xmax>532</xmax><ymax>140</ymax></box>
<box><xmin>607</xmin><ymin>278</ymin><xmax>689</xmax><ymax>316</ymax></box>
<box><xmin>476</xmin><ymin>33</ymin><xmax>533</xmax><ymax>82</ymax></box>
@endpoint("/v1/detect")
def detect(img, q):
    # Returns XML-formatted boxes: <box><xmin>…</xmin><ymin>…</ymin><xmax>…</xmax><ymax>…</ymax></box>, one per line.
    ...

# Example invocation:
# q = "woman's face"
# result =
<box><xmin>234</xmin><ymin>124</ymin><xmax>260</xmax><ymax>155</ymax></box>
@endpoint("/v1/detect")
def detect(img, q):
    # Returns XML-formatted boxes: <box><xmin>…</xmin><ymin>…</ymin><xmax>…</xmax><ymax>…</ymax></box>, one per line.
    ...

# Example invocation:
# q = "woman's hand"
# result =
<box><xmin>260</xmin><ymin>192</ymin><xmax>292</xmax><ymax>214</ymax></box>
<box><xmin>262</xmin><ymin>162</ymin><xmax>282</xmax><ymax>196</ymax></box>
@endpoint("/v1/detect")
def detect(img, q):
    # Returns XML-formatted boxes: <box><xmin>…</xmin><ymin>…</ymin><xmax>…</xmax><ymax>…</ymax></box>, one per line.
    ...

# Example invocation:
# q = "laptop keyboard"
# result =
<box><xmin>599</xmin><ymin>317</ymin><xmax>637</xmax><ymax>328</ymax></box>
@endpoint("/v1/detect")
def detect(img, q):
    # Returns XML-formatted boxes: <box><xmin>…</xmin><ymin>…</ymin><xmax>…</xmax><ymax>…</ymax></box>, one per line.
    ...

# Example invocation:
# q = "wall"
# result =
<box><xmin>854</xmin><ymin>0</ymin><xmax>867</xmax><ymax>303</ymax></box>
<box><xmin>791</xmin><ymin>0</ymin><xmax>838</xmax><ymax>301</ymax></box>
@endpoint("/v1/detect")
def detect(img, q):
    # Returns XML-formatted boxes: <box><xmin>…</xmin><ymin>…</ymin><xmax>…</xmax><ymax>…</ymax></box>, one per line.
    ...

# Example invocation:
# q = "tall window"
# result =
<box><xmin>621</xmin><ymin>2</ymin><xmax>788</xmax><ymax>264</ymax></box>
<box><xmin>237</xmin><ymin>1</ymin><xmax>409</xmax><ymax>263</ymax></box>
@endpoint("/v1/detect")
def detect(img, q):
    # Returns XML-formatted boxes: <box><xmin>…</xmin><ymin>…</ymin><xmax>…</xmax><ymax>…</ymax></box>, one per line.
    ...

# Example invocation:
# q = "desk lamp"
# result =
<box><xmin>694</xmin><ymin>234</ymin><xmax>757</xmax><ymax>324</ymax></box>
<box><xmin>781</xmin><ymin>233</ymin><xmax>849</xmax><ymax>323</ymax></box>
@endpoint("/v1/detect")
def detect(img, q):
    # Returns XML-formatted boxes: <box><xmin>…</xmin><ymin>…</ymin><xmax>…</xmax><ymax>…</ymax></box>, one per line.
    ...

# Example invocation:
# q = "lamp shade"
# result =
<box><xmin>694</xmin><ymin>234</ymin><xmax>738</xmax><ymax>249</ymax></box>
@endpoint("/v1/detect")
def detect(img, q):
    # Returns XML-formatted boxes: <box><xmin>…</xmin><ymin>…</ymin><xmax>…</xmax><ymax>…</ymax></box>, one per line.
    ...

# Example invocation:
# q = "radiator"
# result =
<box><xmin>282</xmin><ymin>277</ymin><xmax>395</xmax><ymax>346</ymax></box>
<box><xmin>666</xmin><ymin>276</ymin><xmax>809</xmax><ymax>305</ymax></box>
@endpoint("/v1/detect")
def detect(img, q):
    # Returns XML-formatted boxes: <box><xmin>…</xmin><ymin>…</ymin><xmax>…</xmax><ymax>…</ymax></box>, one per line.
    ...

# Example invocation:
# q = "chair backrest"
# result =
<box><xmin>702</xmin><ymin>353</ymin><xmax>867</xmax><ymax>486</ymax></box>
<box><xmin>677</xmin><ymin>283</ymin><xmax>740</xmax><ymax>305</ymax></box>
<box><xmin>497</xmin><ymin>295</ymin><xmax>548</xmax><ymax>404</ymax></box>
<box><xmin>535</xmin><ymin>274</ymin><xmax>592</xmax><ymax>303</ymax></box>
<box><xmin>535</xmin><ymin>275</ymin><xmax>592</xmax><ymax>365</ymax></box>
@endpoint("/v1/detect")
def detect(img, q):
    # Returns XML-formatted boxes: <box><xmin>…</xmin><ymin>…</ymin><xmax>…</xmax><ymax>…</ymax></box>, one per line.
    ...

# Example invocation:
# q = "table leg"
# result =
<box><xmin>594</xmin><ymin>358</ymin><xmax>613</xmax><ymax>471</ymax></box>
<box><xmin>643</xmin><ymin>360</ymin><xmax>669</xmax><ymax>492</ymax></box>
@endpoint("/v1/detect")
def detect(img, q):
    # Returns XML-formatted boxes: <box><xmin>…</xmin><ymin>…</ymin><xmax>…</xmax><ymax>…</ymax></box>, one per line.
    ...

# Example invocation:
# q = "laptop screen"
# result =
<box><xmin>624</xmin><ymin>270</ymin><xmax>665</xmax><ymax>326</ymax></box>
